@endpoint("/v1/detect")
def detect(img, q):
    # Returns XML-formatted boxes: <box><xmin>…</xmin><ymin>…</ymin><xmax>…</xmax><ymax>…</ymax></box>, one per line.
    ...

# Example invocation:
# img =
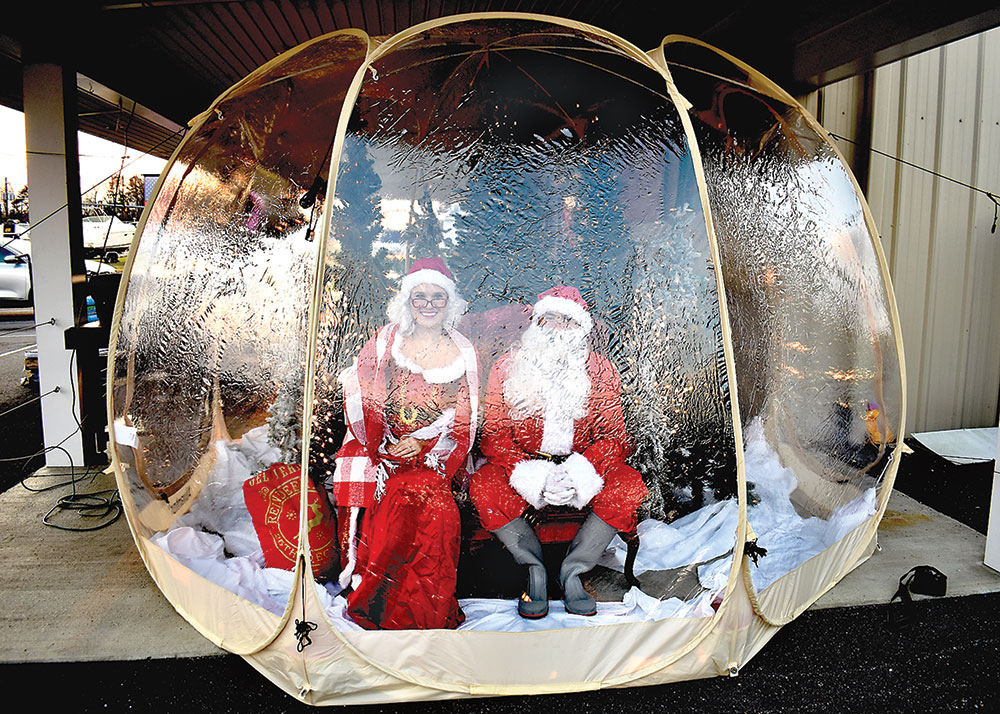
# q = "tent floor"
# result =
<box><xmin>1</xmin><ymin>444</ymin><xmax>999</xmax><ymax>710</ymax></box>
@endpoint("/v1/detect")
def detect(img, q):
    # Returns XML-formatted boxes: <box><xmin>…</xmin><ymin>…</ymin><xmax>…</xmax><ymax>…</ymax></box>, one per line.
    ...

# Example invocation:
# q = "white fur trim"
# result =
<box><xmin>540</xmin><ymin>408</ymin><xmax>575</xmax><ymax>455</ymax></box>
<box><xmin>399</xmin><ymin>268</ymin><xmax>456</xmax><ymax>299</ymax></box>
<box><xmin>509</xmin><ymin>459</ymin><xmax>556</xmax><ymax>510</ymax></box>
<box><xmin>337</xmin><ymin>506</ymin><xmax>360</xmax><ymax>589</ymax></box>
<box><xmin>532</xmin><ymin>295</ymin><xmax>593</xmax><ymax>334</ymax></box>
<box><xmin>338</xmin><ymin>324</ymin><xmax>392</xmax><ymax>450</ymax></box>
<box><xmin>390</xmin><ymin>333</ymin><xmax>465</xmax><ymax>383</ymax></box>
<box><xmin>562</xmin><ymin>453</ymin><xmax>604</xmax><ymax>509</ymax></box>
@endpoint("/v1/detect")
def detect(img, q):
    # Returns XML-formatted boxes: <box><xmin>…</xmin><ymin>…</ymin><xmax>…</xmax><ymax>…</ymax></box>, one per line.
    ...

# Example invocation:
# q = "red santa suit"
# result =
<box><xmin>332</xmin><ymin>261</ymin><xmax>478</xmax><ymax>631</ymax></box>
<box><xmin>470</xmin><ymin>340</ymin><xmax>646</xmax><ymax>534</ymax></box>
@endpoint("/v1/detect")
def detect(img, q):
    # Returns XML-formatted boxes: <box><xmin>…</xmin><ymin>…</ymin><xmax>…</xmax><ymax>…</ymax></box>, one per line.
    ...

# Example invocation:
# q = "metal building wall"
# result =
<box><xmin>810</xmin><ymin>27</ymin><xmax>1000</xmax><ymax>434</ymax></box>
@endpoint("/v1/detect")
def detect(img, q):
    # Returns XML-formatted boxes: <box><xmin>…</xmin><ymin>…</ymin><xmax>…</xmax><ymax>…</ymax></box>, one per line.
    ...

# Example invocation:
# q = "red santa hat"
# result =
<box><xmin>399</xmin><ymin>257</ymin><xmax>458</xmax><ymax>300</ymax></box>
<box><xmin>532</xmin><ymin>285</ymin><xmax>593</xmax><ymax>334</ymax></box>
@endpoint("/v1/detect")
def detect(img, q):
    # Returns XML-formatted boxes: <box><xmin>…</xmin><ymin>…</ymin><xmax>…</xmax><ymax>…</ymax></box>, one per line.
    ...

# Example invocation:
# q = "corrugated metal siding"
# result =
<box><xmin>815</xmin><ymin>75</ymin><xmax>863</xmax><ymax>169</ymax></box>
<box><xmin>812</xmin><ymin>27</ymin><xmax>1000</xmax><ymax>434</ymax></box>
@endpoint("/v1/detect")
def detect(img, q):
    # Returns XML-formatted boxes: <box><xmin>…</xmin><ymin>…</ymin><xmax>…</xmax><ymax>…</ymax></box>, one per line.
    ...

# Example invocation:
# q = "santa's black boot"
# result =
<box><xmin>559</xmin><ymin>513</ymin><xmax>617</xmax><ymax>616</ymax></box>
<box><xmin>493</xmin><ymin>517</ymin><xmax>549</xmax><ymax>618</ymax></box>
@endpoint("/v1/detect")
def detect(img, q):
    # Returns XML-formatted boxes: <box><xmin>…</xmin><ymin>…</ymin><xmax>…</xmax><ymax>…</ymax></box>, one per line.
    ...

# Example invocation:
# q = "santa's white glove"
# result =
<box><xmin>560</xmin><ymin>453</ymin><xmax>604</xmax><ymax>509</ymax></box>
<box><xmin>542</xmin><ymin>466</ymin><xmax>576</xmax><ymax>507</ymax></box>
<box><xmin>510</xmin><ymin>460</ymin><xmax>556</xmax><ymax>509</ymax></box>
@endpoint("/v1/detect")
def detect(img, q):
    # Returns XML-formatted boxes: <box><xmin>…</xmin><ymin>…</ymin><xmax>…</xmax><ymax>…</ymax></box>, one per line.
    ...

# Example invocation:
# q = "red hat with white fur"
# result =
<box><xmin>532</xmin><ymin>285</ymin><xmax>593</xmax><ymax>334</ymax></box>
<box><xmin>399</xmin><ymin>257</ymin><xmax>457</xmax><ymax>298</ymax></box>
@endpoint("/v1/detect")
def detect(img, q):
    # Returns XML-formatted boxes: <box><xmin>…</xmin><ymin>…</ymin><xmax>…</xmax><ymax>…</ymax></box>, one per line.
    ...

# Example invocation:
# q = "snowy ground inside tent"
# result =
<box><xmin>147</xmin><ymin>422</ymin><xmax>877</xmax><ymax>632</ymax></box>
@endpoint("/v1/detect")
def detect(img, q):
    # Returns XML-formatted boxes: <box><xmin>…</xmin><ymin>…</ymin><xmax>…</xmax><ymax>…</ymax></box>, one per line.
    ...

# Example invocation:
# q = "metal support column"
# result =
<box><xmin>23</xmin><ymin>62</ymin><xmax>87</xmax><ymax>467</ymax></box>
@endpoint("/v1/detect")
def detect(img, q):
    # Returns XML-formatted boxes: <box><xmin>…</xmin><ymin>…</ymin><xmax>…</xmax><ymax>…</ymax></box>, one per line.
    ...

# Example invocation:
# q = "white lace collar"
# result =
<box><xmin>390</xmin><ymin>333</ymin><xmax>466</xmax><ymax>384</ymax></box>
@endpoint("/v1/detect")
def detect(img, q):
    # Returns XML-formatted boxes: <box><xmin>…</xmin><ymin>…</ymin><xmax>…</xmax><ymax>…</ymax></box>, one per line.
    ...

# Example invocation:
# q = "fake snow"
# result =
<box><xmin>149</xmin><ymin>420</ymin><xmax>877</xmax><ymax>631</ymax></box>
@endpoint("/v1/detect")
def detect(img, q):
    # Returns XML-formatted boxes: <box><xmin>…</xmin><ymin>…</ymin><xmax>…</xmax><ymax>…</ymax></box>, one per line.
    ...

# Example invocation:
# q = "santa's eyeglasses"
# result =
<box><xmin>410</xmin><ymin>295</ymin><xmax>449</xmax><ymax>308</ymax></box>
<box><xmin>536</xmin><ymin>312</ymin><xmax>578</xmax><ymax>328</ymax></box>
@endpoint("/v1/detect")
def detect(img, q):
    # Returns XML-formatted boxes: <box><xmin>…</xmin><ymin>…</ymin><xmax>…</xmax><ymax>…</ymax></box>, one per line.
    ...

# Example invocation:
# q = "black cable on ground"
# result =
<box><xmin>35</xmin><ymin>351</ymin><xmax>121</xmax><ymax>531</ymax></box>
<box><xmin>42</xmin><ymin>486</ymin><xmax>122</xmax><ymax>532</ymax></box>
<box><xmin>20</xmin><ymin>450</ymin><xmax>121</xmax><ymax>532</ymax></box>
<box><xmin>2</xmin><ymin>347</ymin><xmax>120</xmax><ymax>531</ymax></box>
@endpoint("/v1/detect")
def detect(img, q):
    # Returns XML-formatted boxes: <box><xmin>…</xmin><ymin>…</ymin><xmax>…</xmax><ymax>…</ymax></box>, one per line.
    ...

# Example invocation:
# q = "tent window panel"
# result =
<box><xmin>308</xmin><ymin>22</ymin><xmax>739</xmax><ymax>638</ymax></box>
<box><xmin>110</xmin><ymin>33</ymin><xmax>367</xmax><ymax>616</ymax></box>
<box><xmin>666</xmin><ymin>54</ymin><xmax>901</xmax><ymax>596</ymax></box>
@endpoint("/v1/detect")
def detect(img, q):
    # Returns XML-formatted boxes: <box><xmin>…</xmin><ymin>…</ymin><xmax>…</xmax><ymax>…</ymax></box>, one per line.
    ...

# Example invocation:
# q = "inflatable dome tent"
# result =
<box><xmin>108</xmin><ymin>12</ymin><xmax>904</xmax><ymax>705</ymax></box>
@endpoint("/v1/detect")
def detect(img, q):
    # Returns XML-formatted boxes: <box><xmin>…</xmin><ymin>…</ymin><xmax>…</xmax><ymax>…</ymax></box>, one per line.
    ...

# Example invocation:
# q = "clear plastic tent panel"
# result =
<box><xmin>307</xmin><ymin>18</ymin><xmax>739</xmax><ymax>639</ymax></box>
<box><xmin>110</xmin><ymin>33</ymin><xmax>368</xmax><ymax>623</ymax></box>
<box><xmin>661</xmin><ymin>39</ymin><xmax>902</xmax><ymax>601</ymax></box>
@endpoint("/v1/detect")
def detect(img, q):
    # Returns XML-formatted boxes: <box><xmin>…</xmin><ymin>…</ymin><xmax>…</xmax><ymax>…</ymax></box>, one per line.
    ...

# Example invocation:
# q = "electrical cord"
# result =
<box><xmin>0</xmin><ymin>337</ymin><xmax>121</xmax><ymax>531</ymax></box>
<box><xmin>43</xmin><ymin>488</ymin><xmax>121</xmax><ymax>531</ymax></box>
<box><xmin>0</xmin><ymin>386</ymin><xmax>58</xmax><ymax>422</ymax></box>
<box><xmin>0</xmin><ymin>318</ymin><xmax>55</xmax><ymax>336</ymax></box>
<box><xmin>34</xmin><ymin>348</ymin><xmax>121</xmax><ymax>530</ymax></box>
<box><xmin>829</xmin><ymin>132</ymin><xmax>999</xmax><ymax>233</ymax></box>
<box><xmin>30</xmin><ymin>446</ymin><xmax>122</xmax><ymax>531</ymax></box>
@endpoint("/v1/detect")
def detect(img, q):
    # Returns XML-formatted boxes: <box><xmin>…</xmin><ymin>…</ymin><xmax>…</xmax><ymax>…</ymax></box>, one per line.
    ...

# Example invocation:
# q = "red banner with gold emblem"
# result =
<box><xmin>243</xmin><ymin>463</ymin><xmax>338</xmax><ymax>578</ymax></box>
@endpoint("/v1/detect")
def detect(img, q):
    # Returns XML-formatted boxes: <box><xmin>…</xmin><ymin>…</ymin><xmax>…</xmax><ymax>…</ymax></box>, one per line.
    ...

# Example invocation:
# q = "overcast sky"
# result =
<box><xmin>0</xmin><ymin>104</ymin><xmax>167</xmax><ymax>198</ymax></box>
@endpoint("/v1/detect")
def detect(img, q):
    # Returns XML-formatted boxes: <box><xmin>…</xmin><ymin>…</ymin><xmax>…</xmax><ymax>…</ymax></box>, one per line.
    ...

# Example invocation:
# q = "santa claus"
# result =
<box><xmin>469</xmin><ymin>286</ymin><xmax>647</xmax><ymax>618</ymax></box>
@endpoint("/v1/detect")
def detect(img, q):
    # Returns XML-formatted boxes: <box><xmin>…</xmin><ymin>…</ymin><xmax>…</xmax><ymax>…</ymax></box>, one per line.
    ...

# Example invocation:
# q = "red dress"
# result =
<box><xmin>337</xmin><ymin>326</ymin><xmax>477</xmax><ymax>630</ymax></box>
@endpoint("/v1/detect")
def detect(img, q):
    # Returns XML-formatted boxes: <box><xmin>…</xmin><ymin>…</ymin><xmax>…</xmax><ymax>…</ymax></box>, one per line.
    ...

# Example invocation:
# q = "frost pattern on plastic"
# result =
<box><xmin>110</xmin><ymin>34</ymin><xmax>366</xmax><ymax>615</ymax></box>
<box><xmin>308</xmin><ymin>20</ymin><xmax>739</xmax><ymax>633</ymax></box>
<box><xmin>666</xmin><ymin>47</ymin><xmax>901</xmax><ymax>596</ymax></box>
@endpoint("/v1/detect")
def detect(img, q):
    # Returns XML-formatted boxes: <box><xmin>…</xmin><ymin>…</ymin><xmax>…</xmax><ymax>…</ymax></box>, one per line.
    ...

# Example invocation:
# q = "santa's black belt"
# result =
<box><xmin>532</xmin><ymin>451</ymin><xmax>570</xmax><ymax>465</ymax></box>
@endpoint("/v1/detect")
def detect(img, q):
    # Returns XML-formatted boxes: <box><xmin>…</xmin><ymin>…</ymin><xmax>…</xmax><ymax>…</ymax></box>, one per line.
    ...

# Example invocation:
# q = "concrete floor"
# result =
<box><xmin>1</xmin><ymin>468</ymin><xmax>997</xmax><ymax>664</ymax></box>
<box><xmin>0</xmin><ymin>469</ymin><xmax>223</xmax><ymax>662</ymax></box>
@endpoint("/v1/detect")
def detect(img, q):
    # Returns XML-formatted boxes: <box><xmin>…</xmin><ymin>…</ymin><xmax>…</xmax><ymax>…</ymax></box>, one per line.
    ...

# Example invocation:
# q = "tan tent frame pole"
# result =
<box><xmin>106</xmin><ymin>29</ymin><xmax>373</xmax><ymax>656</ymax></box>
<box><xmin>102</xmin><ymin>102</ymin><xmax>290</xmax><ymax>657</ymax></box>
<box><xmin>295</xmin><ymin>29</ymin><xmax>377</xmax><ymax>644</ymax></box>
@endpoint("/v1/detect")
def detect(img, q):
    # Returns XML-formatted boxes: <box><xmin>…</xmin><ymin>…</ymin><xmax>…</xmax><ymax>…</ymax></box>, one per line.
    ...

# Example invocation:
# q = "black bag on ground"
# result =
<box><xmin>887</xmin><ymin>565</ymin><xmax>947</xmax><ymax>631</ymax></box>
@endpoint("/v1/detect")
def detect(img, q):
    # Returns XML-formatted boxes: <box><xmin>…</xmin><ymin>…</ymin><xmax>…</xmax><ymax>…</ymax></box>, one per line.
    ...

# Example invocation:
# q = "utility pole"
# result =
<box><xmin>3</xmin><ymin>177</ymin><xmax>8</xmax><ymax>219</ymax></box>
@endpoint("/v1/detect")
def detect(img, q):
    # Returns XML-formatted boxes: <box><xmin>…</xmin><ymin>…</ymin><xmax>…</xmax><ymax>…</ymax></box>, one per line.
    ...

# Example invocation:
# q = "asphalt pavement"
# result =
<box><xmin>3</xmin><ymin>590</ymin><xmax>998</xmax><ymax>713</ymax></box>
<box><xmin>0</xmin><ymin>315</ymin><xmax>43</xmax><ymax>490</ymax></box>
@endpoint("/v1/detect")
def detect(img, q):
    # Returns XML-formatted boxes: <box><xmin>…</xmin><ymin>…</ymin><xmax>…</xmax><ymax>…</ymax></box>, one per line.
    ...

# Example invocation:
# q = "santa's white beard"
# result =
<box><xmin>503</xmin><ymin>322</ymin><xmax>590</xmax><ymax>425</ymax></box>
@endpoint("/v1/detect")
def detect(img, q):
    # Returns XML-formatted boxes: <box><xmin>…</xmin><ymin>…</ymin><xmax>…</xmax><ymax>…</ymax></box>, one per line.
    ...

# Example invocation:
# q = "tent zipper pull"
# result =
<box><xmin>745</xmin><ymin>539</ymin><xmax>768</xmax><ymax>566</ymax></box>
<box><xmin>294</xmin><ymin>563</ymin><xmax>317</xmax><ymax>651</ymax></box>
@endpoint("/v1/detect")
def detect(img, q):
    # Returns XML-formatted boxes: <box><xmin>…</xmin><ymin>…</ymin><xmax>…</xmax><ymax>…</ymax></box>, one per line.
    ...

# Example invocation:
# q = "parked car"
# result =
<box><xmin>0</xmin><ymin>237</ymin><xmax>116</xmax><ymax>302</ymax></box>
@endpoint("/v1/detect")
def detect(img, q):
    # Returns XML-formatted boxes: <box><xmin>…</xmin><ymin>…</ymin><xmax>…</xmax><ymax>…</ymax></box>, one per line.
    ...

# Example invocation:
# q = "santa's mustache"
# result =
<box><xmin>518</xmin><ymin>321</ymin><xmax>589</xmax><ymax>359</ymax></box>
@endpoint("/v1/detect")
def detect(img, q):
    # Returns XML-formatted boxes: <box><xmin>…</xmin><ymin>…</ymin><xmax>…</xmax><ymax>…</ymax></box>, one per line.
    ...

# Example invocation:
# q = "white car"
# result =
<box><xmin>0</xmin><ymin>237</ymin><xmax>115</xmax><ymax>302</ymax></box>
